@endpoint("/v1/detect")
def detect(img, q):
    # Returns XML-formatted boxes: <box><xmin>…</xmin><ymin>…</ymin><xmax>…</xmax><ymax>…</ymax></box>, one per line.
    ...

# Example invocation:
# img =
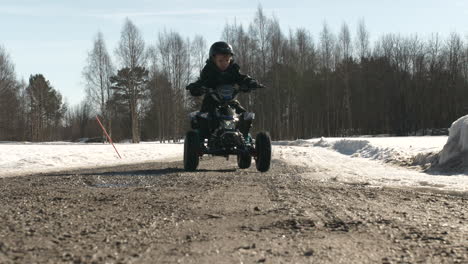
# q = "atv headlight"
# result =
<box><xmin>222</xmin><ymin>120</ymin><xmax>236</xmax><ymax>130</ymax></box>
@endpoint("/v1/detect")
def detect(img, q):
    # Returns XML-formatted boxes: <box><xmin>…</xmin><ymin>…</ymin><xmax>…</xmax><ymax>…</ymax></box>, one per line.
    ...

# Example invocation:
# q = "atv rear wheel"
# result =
<box><xmin>237</xmin><ymin>152</ymin><xmax>252</xmax><ymax>169</ymax></box>
<box><xmin>184</xmin><ymin>130</ymin><xmax>200</xmax><ymax>171</ymax></box>
<box><xmin>255</xmin><ymin>132</ymin><xmax>271</xmax><ymax>172</ymax></box>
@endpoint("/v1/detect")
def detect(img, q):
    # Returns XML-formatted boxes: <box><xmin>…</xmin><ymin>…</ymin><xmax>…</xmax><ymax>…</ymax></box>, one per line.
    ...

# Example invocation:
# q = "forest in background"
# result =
<box><xmin>1</xmin><ymin>6</ymin><xmax>467</xmax><ymax>142</ymax></box>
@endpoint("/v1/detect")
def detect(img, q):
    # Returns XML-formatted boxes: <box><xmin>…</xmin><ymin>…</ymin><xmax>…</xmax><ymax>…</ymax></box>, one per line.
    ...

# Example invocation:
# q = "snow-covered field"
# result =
<box><xmin>1</xmin><ymin>134</ymin><xmax>467</xmax><ymax>194</ymax></box>
<box><xmin>0</xmin><ymin>141</ymin><xmax>183</xmax><ymax>177</ymax></box>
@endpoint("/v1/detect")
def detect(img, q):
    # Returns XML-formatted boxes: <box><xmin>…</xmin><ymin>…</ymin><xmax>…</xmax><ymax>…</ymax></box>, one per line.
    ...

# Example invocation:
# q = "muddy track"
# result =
<box><xmin>0</xmin><ymin>157</ymin><xmax>467</xmax><ymax>263</ymax></box>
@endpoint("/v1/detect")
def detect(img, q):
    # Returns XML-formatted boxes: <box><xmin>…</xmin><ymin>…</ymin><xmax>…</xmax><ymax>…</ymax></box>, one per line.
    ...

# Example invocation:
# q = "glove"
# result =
<box><xmin>240</xmin><ymin>84</ymin><xmax>250</xmax><ymax>92</ymax></box>
<box><xmin>247</xmin><ymin>79</ymin><xmax>258</xmax><ymax>88</ymax></box>
<box><xmin>186</xmin><ymin>83</ymin><xmax>203</xmax><ymax>96</ymax></box>
<box><xmin>248</xmin><ymin>79</ymin><xmax>265</xmax><ymax>90</ymax></box>
<box><xmin>186</xmin><ymin>82</ymin><xmax>198</xmax><ymax>91</ymax></box>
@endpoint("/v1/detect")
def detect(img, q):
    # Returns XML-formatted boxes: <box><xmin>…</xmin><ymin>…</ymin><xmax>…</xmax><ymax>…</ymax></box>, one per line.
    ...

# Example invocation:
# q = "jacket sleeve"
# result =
<box><xmin>186</xmin><ymin>80</ymin><xmax>203</xmax><ymax>96</ymax></box>
<box><xmin>186</xmin><ymin>66</ymin><xmax>209</xmax><ymax>96</ymax></box>
<box><xmin>198</xmin><ymin>68</ymin><xmax>210</xmax><ymax>87</ymax></box>
<box><xmin>233</xmin><ymin>64</ymin><xmax>258</xmax><ymax>88</ymax></box>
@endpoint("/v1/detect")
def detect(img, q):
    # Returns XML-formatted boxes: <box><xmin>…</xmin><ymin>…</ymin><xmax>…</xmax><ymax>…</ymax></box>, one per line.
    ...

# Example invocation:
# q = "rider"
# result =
<box><xmin>186</xmin><ymin>41</ymin><xmax>264</xmax><ymax>142</ymax></box>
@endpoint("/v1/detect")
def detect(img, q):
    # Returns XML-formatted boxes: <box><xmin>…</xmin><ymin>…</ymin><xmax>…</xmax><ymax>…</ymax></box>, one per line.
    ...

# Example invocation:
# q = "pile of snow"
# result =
<box><xmin>276</xmin><ymin>136</ymin><xmax>446</xmax><ymax>167</ymax></box>
<box><xmin>289</xmin><ymin>114</ymin><xmax>468</xmax><ymax>172</ymax></box>
<box><xmin>274</xmin><ymin>135</ymin><xmax>468</xmax><ymax>193</ymax></box>
<box><xmin>438</xmin><ymin>115</ymin><xmax>468</xmax><ymax>167</ymax></box>
<box><xmin>274</xmin><ymin>144</ymin><xmax>468</xmax><ymax>193</ymax></box>
<box><xmin>0</xmin><ymin>141</ymin><xmax>183</xmax><ymax>177</ymax></box>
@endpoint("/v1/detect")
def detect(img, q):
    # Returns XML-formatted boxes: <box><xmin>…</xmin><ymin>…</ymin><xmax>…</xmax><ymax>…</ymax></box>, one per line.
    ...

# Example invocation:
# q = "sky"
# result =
<box><xmin>1</xmin><ymin>0</ymin><xmax>467</xmax><ymax>106</ymax></box>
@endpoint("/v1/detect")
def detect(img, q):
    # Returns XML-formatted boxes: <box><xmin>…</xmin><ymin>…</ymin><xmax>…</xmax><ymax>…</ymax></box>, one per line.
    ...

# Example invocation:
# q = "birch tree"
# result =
<box><xmin>83</xmin><ymin>31</ymin><xmax>114</xmax><ymax>137</ymax></box>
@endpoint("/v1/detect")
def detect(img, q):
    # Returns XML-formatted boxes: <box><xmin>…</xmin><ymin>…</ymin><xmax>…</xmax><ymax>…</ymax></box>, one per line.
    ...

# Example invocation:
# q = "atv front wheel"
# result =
<box><xmin>255</xmin><ymin>132</ymin><xmax>271</xmax><ymax>172</ymax></box>
<box><xmin>237</xmin><ymin>152</ymin><xmax>252</xmax><ymax>169</ymax></box>
<box><xmin>184</xmin><ymin>130</ymin><xmax>200</xmax><ymax>171</ymax></box>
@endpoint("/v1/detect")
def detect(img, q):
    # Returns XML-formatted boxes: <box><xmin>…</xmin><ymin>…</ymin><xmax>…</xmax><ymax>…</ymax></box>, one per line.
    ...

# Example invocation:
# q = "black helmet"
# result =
<box><xmin>209</xmin><ymin>41</ymin><xmax>234</xmax><ymax>58</ymax></box>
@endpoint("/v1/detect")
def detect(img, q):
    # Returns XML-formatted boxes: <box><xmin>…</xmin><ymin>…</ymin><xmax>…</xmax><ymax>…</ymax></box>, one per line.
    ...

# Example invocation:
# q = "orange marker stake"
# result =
<box><xmin>95</xmin><ymin>116</ymin><xmax>122</xmax><ymax>159</ymax></box>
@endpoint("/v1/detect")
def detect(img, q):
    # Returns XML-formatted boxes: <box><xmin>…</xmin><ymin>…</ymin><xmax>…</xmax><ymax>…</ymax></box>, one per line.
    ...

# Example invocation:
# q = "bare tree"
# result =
<box><xmin>250</xmin><ymin>4</ymin><xmax>270</xmax><ymax>78</ymax></box>
<box><xmin>157</xmin><ymin>31</ymin><xmax>191</xmax><ymax>93</ymax></box>
<box><xmin>319</xmin><ymin>22</ymin><xmax>335</xmax><ymax>70</ymax></box>
<box><xmin>114</xmin><ymin>18</ymin><xmax>148</xmax><ymax>143</ymax></box>
<box><xmin>0</xmin><ymin>45</ymin><xmax>19</xmax><ymax>140</ymax></box>
<box><xmin>295</xmin><ymin>28</ymin><xmax>315</xmax><ymax>74</ymax></box>
<box><xmin>446</xmin><ymin>32</ymin><xmax>463</xmax><ymax>76</ymax></box>
<box><xmin>445</xmin><ymin>32</ymin><xmax>464</xmax><ymax>118</ymax></box>
<box><xmin>338</xmin><ymin>22</ymin><xmax>353</xmax><ymax>133</ymax></box>
<box><xmin>153</xmin><ymin>30</ymin><xmax>192</xmax><ymax>140</ymax></box>
<box><xmin>0</xmin><ymin>46</ymin><xmax>16</xmax><ymax>95</ymax></box>
<box><xmin>319</xmin><ymin>22</ymin><xmax>336</xmax><ymax>135</ymax></box>
<box><xmin>0</xmin><ymin>46</ymin><xmax>16</xmax><ymax>138</ymax></box>
<box><xmin>338</xmin><ymin>22</ymin><xmax>352</xmax><ymax>61</ymax></box>
<box><xmin>247</xmin><ymin>5</ymin><xmax>271</xmax><ymax>131</ymax></box>
<box><xmin>75</xmin><ymin>100</ymin><xmax>93</xmax><ymax>139</ymax></box>
<box><xmin>191</xmin><ymin>35</ymin><xmax>207</xmax><ymax>75</ymax></box>
<box><xmin>462</xmin><ymin>35</ymin><xmax>468</xmax><ymax>83</ymax></box>
<box><xmin>355</xmin><ymin>18</ymin><xmax>370</xmax><ymax>60</ymax></box>
<box><xmin>115</xmin><ymin>18</ymin><xmax>147</xmax><ymax>69</ymax></box>
<box><xmin>63</xmin><ymin>100</ymin><xmax>94</xmax><ymax>140</ymax></box>
<box><xmin>83</xmin><ymin>31</ymin><xmax>114</xmax><ymax>137</ymax></box>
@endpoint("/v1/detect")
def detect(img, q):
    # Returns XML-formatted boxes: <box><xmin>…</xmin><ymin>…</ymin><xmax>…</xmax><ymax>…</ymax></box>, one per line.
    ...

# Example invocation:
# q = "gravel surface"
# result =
<box><xmin>0</xmin><ymin>157</ymin><xmax>467</xmax><ymax>263</ymax></box>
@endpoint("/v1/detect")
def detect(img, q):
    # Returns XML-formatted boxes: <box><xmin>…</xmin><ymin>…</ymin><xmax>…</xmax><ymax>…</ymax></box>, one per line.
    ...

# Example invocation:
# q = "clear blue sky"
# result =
<box><xmin>1</xmin><ymin>0</ymin><xmax>467</xmax><ymax>106</ymax></box>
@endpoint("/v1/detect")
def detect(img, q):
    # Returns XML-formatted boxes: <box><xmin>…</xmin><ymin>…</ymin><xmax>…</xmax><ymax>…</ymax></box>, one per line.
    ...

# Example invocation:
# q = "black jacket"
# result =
<box><xmin>187</xmin><ymin>60</ymin><xmax>257</xmax><ymax>96</ymax></box>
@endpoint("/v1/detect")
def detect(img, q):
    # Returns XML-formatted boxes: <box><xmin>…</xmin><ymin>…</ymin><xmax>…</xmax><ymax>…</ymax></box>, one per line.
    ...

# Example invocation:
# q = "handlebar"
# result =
<box><xmin>201</xmin><ymin>84</ymin><xmax>241</xmax><ymax>93</ymax></box>
<box><xmin>251</xmin><ymin>84</ymin><xmax>266</xmax><ymax>90</ymax></box>
<box><xmin>200</xmin><ymin>86</ymin><xmax>213</xmax><ymax>94</ymax></box>
<box><xmin>200</xmin><ymin>83</ymin><xmax>264</xmax><ymax>95</ymax></box>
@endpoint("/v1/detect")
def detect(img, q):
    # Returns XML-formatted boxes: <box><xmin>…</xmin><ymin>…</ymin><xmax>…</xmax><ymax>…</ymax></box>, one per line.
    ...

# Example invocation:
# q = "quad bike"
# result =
<box><xmin>184</xmin><ymin>84</ymin><xmax>271</xmax><ymax>172</ymax></box>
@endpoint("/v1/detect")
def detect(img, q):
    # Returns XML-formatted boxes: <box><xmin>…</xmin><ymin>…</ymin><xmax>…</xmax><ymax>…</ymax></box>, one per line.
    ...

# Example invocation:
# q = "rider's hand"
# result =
<box><xmin>186</xmin><ymin>82</ymin><xmax>199</xmax><ymax>90</ymax></box>
<box><xmin>247</xmin><ymin>80</ymin><xmax>257</xmax><ymax>88</ymax></box>
<box><xmin>247</xmin><ymin>80</ymin><xmax>265</xmax><ymax>90</ymax></box>
<box><xmin>240</xmin><ymin>84</ymin><xmax>250</xmax><ymax>92</ymax></box>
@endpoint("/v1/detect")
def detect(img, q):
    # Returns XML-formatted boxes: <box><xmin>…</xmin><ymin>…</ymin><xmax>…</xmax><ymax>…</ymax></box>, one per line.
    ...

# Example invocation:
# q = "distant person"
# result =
<box><xmin>186</xmin><ymin>41</ymin><xmax>264</xmax><ymax>142</ymax></box>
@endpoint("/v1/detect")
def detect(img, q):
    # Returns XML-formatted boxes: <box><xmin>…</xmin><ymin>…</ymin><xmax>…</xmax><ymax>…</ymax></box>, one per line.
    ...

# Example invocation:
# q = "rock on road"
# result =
<box><xmin>0</xmin><ymin>158</ymin><xmax>467</xmax><ymax>263</ymax></box>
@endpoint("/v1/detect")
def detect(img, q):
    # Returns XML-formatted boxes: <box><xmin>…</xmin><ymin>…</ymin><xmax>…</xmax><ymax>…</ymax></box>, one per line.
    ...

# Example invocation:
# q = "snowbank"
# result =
<box><xmin>275</xmin><ymin>136</ymin><xmax>446</xmax><ymax>167</ymax></box>
<box><xmin>274</xmin><ymin>145</ymin><xmax>468</xmax><ymax>193</ymax></box>
<box><xmin>274</xmin><ymin>135</ymin><xmax>468</xmax><ymax>193</ymax></box>
<box><xmin>0</xmin><ymin>141</ymin><xmax>183</xmax><ymax>177</ymax></box>
<box><xmin>438</xmin><ymin>115</ymin><xmax>468</xmax><ymax>167</ymax></box>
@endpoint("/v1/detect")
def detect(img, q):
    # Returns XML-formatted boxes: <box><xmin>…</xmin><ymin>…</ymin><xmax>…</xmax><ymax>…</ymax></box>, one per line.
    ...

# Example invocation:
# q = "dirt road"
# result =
<box><xmin>0</xmin><ymin>158</ymin><xmax>467</xmax><ymax>263</ymax></box>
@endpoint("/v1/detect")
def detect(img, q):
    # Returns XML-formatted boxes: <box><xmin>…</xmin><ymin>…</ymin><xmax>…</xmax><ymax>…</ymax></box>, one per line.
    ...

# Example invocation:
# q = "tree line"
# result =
<box><xmin>1</xmin><ymin>6</ymin><xmax>468</xmax><ymax>142</ymax></box>
<box><xmin>0</xmin><ymin>46</ymin><xmax>66</xmax><ymax>141</ymax></box>
<box><xmin>223</xmin><ymin>9</ymin><xmax>468</xmax><ymax>139</ymax></box>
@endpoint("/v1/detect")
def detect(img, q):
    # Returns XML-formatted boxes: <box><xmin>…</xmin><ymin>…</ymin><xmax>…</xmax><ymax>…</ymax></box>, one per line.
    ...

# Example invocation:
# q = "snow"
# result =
<box><xmin>276</xmin><ymin>136</ymin><xmax>446</xmax><ymax>166</ymax></box>
<box><xmin>0</xmin><ymin>141</ymin><xmax>183</xmax><ymax>177</ymax></box>
<box><xmin>1</xmin><ymin>133</ymin><xmax>467</xmax><ymax>195</ymax></box>
<box><xmin>439</xmin><ymin>115</ymin><xmax>468</xmax><ymax>165</ymax></box>
<box><xmin>274</xmin><ymin>135</ymin><xmax>468</xmax><ymax>194</ymax></box>
<box><xmin>274</xmin><ymin>144</ymin><xmax>467</xmax><ymax>193</ymax></box>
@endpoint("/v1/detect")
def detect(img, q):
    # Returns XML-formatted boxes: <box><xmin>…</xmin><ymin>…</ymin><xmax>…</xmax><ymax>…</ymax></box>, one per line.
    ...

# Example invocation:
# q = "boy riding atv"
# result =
<box><xmin>186</xmin><ymin>41</ymin><xmax>264</xmax><ymax>143</ymax></box>
<box><xmin>183</xmin><ymin>41</ymin><xmax>271</xmax><ymax>172</ymax></box>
